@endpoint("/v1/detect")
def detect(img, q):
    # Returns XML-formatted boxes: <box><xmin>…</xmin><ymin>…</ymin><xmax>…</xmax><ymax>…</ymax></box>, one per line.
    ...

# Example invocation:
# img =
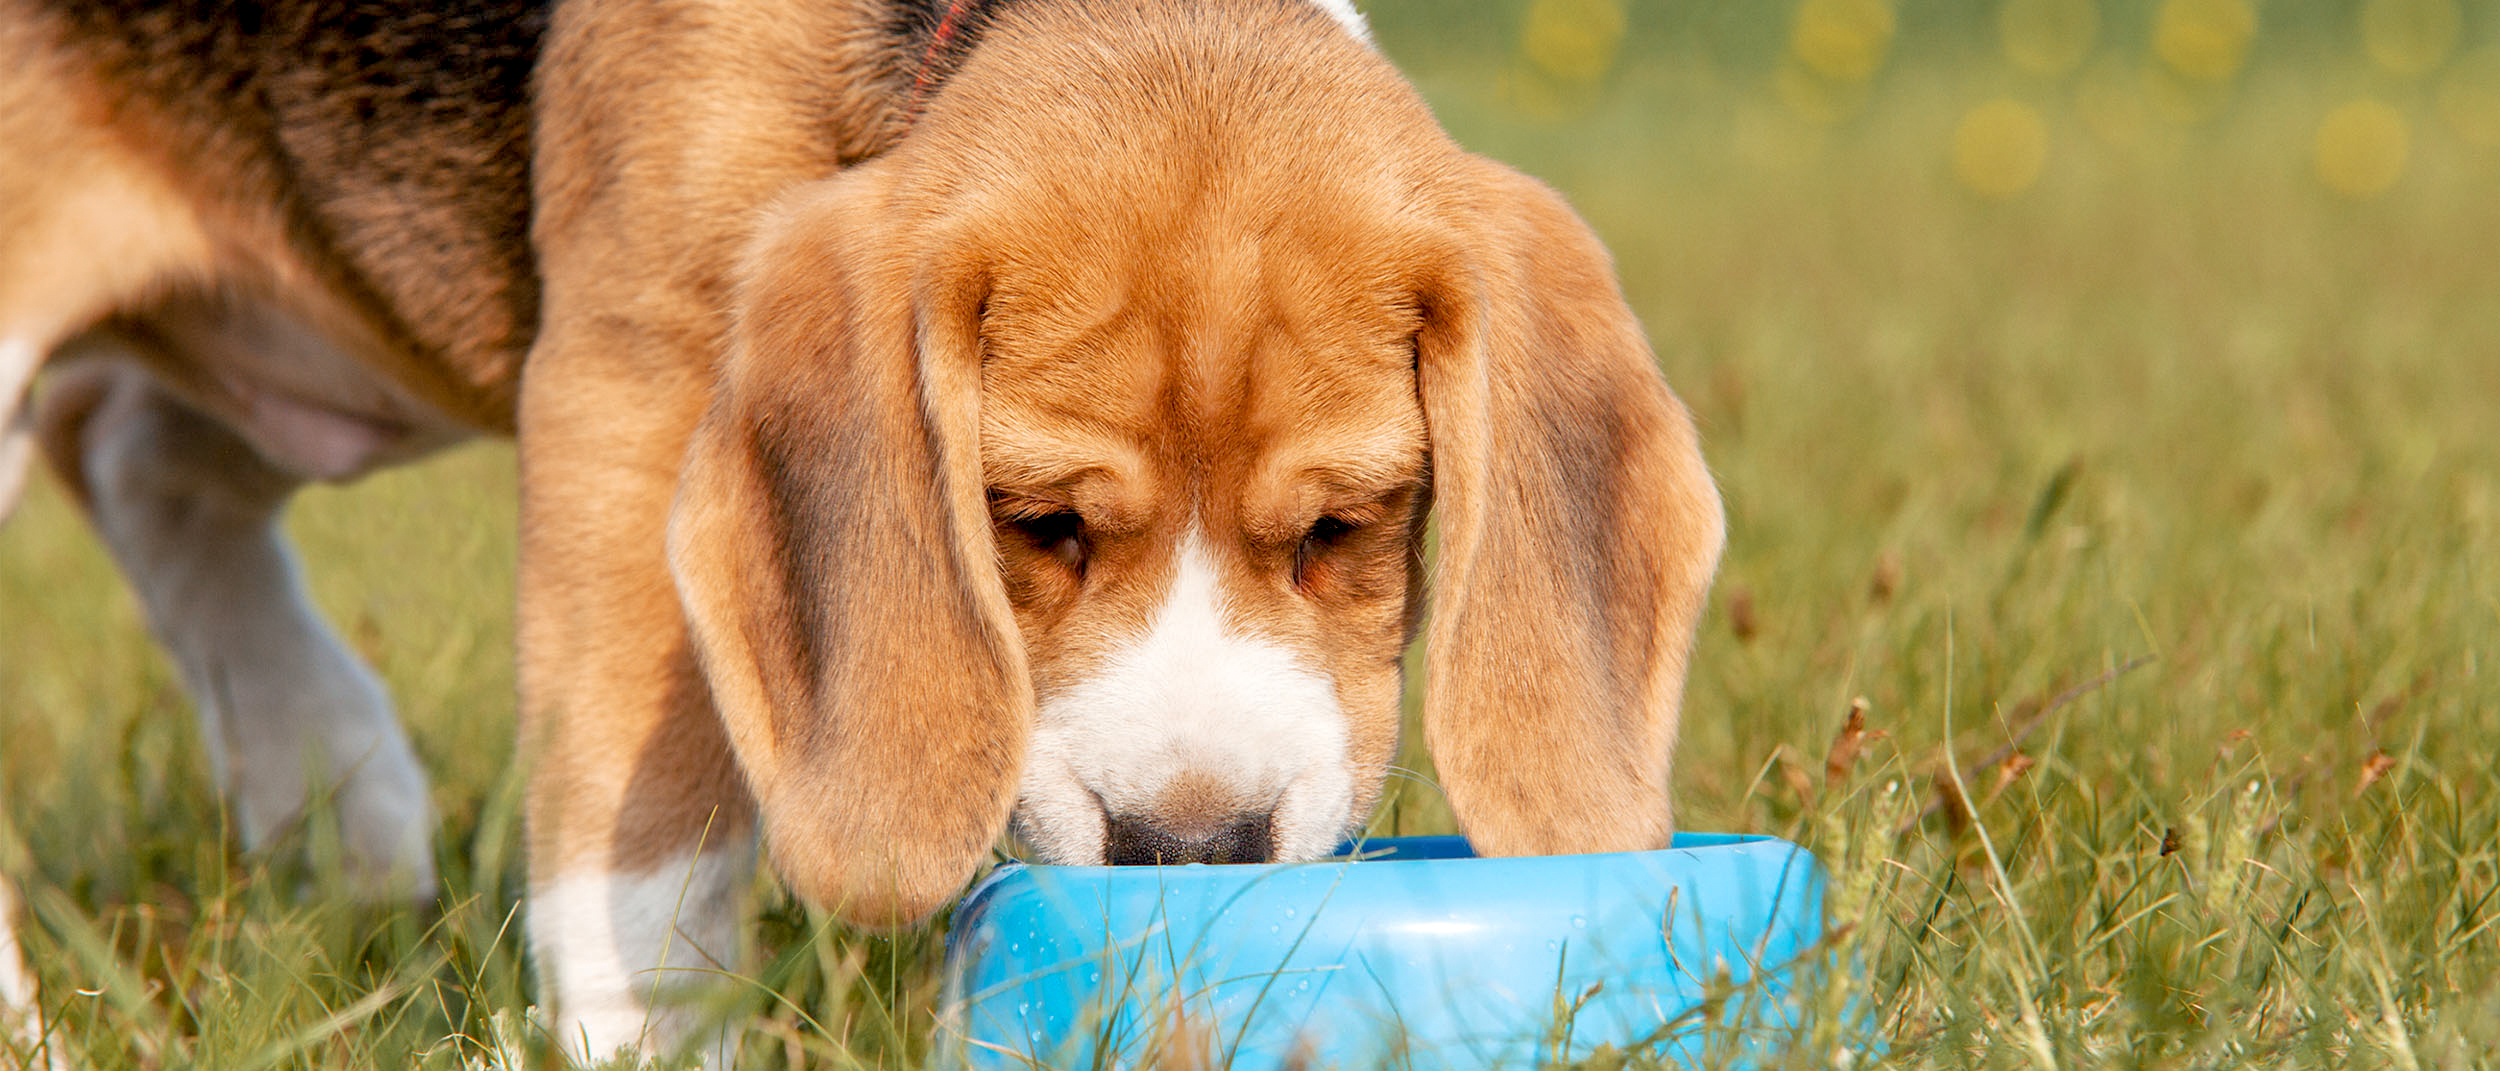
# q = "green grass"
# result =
<box><xmin>6</xmin><ymin>3</ymin><xmax>2499</xmax><ymax>1067</ymax></box>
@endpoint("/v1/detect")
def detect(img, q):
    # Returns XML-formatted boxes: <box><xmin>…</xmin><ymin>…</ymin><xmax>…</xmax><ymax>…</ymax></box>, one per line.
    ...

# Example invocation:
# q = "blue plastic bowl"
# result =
<box><xmin>939</xmin><ymin>834</ymin><xmax>1831</xmax><ymax>1069</ymax></box>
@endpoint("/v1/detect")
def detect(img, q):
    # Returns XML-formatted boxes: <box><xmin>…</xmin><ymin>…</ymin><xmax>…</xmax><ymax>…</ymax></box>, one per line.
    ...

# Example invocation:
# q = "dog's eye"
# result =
<box><xmin>1294</xmin><ymin>515</ymin><xmax>1360</xmax><ymax>588</ymax></box>
<box><xmin>1009</xmin><ymin>510</ymin><xmax>1088</xmax><ymax>575</ymax></box>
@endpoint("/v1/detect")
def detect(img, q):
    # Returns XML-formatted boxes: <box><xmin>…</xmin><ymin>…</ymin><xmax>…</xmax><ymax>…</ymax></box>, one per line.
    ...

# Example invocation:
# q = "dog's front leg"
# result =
<box><xmin>516</xmin><ymin>332</ymin><xmax>757</xmax><ymax>1068</ymax></box>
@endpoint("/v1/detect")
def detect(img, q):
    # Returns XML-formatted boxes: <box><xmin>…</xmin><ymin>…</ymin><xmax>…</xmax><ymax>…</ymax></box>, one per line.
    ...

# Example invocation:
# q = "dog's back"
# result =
<box><xmin>2</xmin><ymin>0</ymin><xmax>548</xmax><ymax>419</ymax></box>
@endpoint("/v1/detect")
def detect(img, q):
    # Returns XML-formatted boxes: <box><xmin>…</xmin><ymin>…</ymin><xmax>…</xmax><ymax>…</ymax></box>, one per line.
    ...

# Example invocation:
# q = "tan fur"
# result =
<box><xmin>0</xmin><ymin>14</ymin><xmax>213</xmax><ymax>347</ymax></box>
<box><xmin>514</xmin><ymin>0</ymin><xmax>913</xmax><ymax>907</ymax></box>
<box><xmin>665</xmin><ymin>170</ymin><xmax>1031</xmax><ymax>924</ymax></box>
<box><xmin>1414</xmin><ymin>160</ymin><xmax>1726</xmax><ymax>854</ymax></box>
<box><xmin>1</xmin><ymin>0</ymin><xmax>1723</xmax><ymax>1045</ymax></box>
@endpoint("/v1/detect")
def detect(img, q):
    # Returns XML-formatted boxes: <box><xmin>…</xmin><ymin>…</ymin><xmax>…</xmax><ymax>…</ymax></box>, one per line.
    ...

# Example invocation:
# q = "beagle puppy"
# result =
<box><xmin>0</xmin><ymin>0</ymin><xmax>1723</xmax><ymax>1062</ymax></box>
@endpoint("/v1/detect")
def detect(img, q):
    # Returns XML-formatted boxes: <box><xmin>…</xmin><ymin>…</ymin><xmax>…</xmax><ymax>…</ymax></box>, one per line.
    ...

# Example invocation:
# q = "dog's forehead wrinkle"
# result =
<box><xmin>986</xmin><ymin>324</ymin><xmax>1407</xmax><ymax>500</ymax></box>
<box><xmin>957</xmin><ymin>147</ymin><xmax>1436</xmax><ymax>307</ymax></box>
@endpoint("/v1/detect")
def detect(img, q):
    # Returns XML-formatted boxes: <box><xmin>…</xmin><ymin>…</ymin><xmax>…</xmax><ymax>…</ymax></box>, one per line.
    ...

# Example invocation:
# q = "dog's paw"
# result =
<box><xmin>222</xmin><ymin>654</ymin><xmax>439</xmax><ymax>905</ymax></box>
<box><xmin>327</xmin><ymin>729</ymin><xmax>440</xmax><ymax>904</ymax></box>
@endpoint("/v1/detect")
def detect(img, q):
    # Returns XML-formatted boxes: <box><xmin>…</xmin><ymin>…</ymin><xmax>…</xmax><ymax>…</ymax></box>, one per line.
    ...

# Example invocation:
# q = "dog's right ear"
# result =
<box><xmin>666</xmin><ymin>167</ymin><xmax>1030</xmax><ymax>927</ymax></box>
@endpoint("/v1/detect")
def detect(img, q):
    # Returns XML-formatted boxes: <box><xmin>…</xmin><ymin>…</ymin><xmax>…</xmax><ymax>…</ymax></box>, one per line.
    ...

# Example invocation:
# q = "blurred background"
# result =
<box><xmin>1372</xmin><ymin>0</ymin><xmax>2498</xmax><ymax>205</ymax></box>
<box><xmin>1</xmin><ymin>1</ymin><xmax>2495</xmax><ymax>1065</ymax></box>
<box><xmin>1353</xmin><ymin>0</ymin><xmax>2499</xmax><ymax>828</ymax></box>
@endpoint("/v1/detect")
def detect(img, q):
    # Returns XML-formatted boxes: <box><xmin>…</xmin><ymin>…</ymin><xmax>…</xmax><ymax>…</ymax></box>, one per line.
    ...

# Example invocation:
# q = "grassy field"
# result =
<box><xmin>5</xmin><ymin>1</ymin><xmax>2498</xmax><ymax>1067</ymax></box>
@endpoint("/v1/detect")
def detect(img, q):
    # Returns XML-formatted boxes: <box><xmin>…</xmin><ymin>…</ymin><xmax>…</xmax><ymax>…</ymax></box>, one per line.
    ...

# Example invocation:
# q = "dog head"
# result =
<box><xmin>665</xmin><ymin>1</ymin><xmax>1722</xmax><ymax>925</ymax></box>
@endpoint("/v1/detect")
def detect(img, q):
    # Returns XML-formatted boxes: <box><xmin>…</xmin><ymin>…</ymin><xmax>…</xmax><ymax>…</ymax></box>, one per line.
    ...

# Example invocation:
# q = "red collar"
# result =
<box><xmin>908</xmin><ymin>0</ymin><xmax>985</xmax><ymax>122</ymax></box>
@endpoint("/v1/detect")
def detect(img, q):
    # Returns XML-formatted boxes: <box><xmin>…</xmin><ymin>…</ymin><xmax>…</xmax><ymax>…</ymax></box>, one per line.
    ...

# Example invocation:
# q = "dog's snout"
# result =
<box><xmin>1103</xmin><ymin>810</ymin><xmax>1275</xmax><ymax>866</ymax></box>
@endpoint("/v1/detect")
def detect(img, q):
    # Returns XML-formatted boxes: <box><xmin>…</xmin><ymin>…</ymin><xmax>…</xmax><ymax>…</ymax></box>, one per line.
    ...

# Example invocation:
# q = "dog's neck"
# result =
<box><xmin>896</xmin><ymin>0</ymin><xmax>1373</xmax><ymax>122</ymax></box>
<box><xmin>898</xmin><ymin>0</ymin><xmax>1021</xmax><ymax>121</ymax></box>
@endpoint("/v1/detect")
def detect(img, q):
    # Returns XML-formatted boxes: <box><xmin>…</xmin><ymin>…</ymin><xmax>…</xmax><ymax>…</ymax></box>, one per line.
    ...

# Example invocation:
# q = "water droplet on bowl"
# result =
<box><xmin>1571</xmin><ymin>915</ymin><xmax>1588</xmax><ymax>929</ymax></box>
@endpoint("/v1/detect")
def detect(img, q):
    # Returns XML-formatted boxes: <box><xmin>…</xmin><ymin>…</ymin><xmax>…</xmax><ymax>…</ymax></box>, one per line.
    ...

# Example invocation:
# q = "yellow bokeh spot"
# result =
<box><xmin>1521</xmin><ymin>0</ymin><xmax>1628</xmax><ymax>86</ymax></box>
<box><xmin>2154</xmin><ymin>0</ymin><xmax>2257</xmax><ymax>84</ymax></box>
<box><xmin>2361</xmin><ymin>0</ymin><xmax>2460</xmax><ymax>78</ymax></box>
<box><xmin>2439</xmin><ymin>47</ymin><xmax>2500</xmax><ymax>148</ymax></box>
<box><xmin>1953</xmin><ymin>98</ymin><xmax>2050</xmax><ymax>198</ymax></box>
<box><xmin>2314</xmin><ymin>99</ymin><xmax>2410</xmax><ymax>199</ymax></box>
<box><xmin>1791</xmin><ymin>0</ymin><xmax>1897</xmax><ymax>84</ymax></box>
<box><xmin>2000</xmin><ymin>0</ymin><xmax>2100</xmax><ymax>78</ymax></box>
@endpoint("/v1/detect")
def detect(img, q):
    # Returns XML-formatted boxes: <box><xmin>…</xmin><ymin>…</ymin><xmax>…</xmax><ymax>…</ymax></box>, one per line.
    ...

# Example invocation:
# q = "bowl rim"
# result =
<box><xmin>957</xmin><ymin>832</ymin><xmax>1816</xmax><ymax>910</ymax></box>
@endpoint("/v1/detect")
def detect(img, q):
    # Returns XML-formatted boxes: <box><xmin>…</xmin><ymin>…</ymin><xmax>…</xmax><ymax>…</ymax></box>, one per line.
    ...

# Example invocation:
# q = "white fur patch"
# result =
<box><xmin>532</xmin><ymin>846</ymin><xmax>752</xmax><ymax>1068</ymax></box>
<box><xmin>1306</xmin><ymin>0</ymin><xmax>1372</xmax><ymax>42</ymax></box>
<box><xmin>0</xmin><ymin>339</ymin><xmax>38</xmax><ymax>523</ymax></box>
<box><xmin>1018</xmin><ymin>533</ymin><xmax>1354</xmax><ymax>864</ymax></box>
<box><xmin>0</xmin><ymin>340</ymin><xmax>35</xmax><ymax>405</ymax></box>
<box><xmin>0</xmin><ymin>879</ymin><xmax>36</xmax><ymax>1019</ymax></box>
<box><xmin>0</xmin><ymin>877</ymin><xmax>64</xmax><ymax>1071</ymax></box>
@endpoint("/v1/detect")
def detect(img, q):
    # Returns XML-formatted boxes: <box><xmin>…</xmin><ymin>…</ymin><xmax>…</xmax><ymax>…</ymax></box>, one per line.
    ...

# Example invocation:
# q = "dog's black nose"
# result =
<box><xmin>1104</xmin><ymin>811</ymin><xmax>1274</xmax><ymax>865</ymax></box>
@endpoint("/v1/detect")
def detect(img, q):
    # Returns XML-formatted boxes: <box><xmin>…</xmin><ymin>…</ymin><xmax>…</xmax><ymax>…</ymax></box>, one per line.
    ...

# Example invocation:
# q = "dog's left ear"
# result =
<box><xmin>667</xmin><ymin>168</ymin><xmax>1029</xmax><ymax>926</ymax></box>
<box><xmin>1414</xmin><ymin>158</ymin><xmax>1725</xmax><ymax>856</ymax></box>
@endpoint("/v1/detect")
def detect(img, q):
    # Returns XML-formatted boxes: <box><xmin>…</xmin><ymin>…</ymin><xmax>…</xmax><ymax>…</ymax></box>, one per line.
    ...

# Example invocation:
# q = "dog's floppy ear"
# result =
<box><xmin>1414</xmin><ymin>158</ymin><xmax>1724</xmax><ymax>855</ymax></box>
<box><xmin>667</xmin><ymin>168</ymin><xmax>1029</xmax><ymax>926</ymax></box>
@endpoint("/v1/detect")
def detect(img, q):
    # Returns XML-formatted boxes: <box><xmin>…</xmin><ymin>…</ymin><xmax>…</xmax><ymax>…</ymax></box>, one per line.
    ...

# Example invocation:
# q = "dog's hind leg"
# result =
<box><xmin>2</xmin><ymin>32</ymin><xmax>225</xmax><ymax>1059</ymax></box>
<box><xmin>36</xmin><ymin>356</ymin><xmax>438</xmax><ymax>901</ymax></box>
